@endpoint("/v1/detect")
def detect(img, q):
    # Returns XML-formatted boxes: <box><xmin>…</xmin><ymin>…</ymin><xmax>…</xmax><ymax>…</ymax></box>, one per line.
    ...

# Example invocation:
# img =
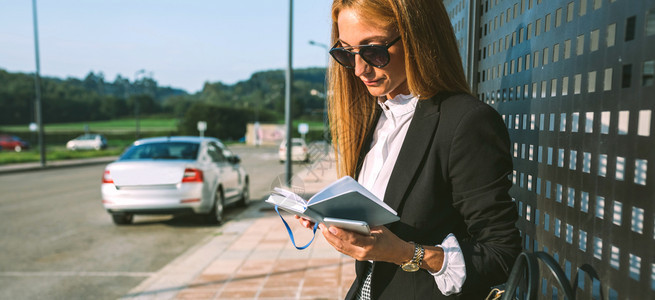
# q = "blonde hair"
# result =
<box><xmin>328</xmin><ymin>0</ymin><xmax>470</xmax><ymax>177</ymax></box>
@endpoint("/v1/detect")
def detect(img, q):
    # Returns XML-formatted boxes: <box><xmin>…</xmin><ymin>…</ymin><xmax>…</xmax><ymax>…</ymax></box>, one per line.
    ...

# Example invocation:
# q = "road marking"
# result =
<box><xmin>0</xmin><ymin>271</ymin><xmax>154</xmax><ymax>277</ymax></box>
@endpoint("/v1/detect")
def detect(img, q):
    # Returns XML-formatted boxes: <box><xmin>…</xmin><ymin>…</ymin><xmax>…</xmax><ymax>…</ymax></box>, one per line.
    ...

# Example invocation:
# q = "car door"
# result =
<box><xmin>206</xmin><ymin>142</ymin><xmax>239</xmax><ymax>201</ymax></box>
<box><xmin>221</xmin><ymin>146</ymin><xmax>245</xmax><ymax>192</ymax></box>
<box><xmin>81</xmin><ymin>135</ymin><xmax>93</xmax><ymax>149</ymax></box>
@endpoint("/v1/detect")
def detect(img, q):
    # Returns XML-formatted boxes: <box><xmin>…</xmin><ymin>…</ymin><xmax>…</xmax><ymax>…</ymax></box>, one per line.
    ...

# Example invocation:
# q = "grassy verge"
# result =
<box><xmin>0</xmin><ymin>147</ymin><xmax>124</xmax><ymax>165</ymax></box>
<box><xmin>0</xmin><ymin>118</ymin><xmax>178</xmax><ymax>133</ymax></box>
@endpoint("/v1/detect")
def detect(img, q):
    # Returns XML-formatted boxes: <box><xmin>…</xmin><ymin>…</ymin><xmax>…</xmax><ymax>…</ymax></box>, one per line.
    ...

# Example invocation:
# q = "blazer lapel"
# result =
<box><xmin>382</xmin><ymin>93</ymin><xmax>445</xmax><ymax>213</ymax></box>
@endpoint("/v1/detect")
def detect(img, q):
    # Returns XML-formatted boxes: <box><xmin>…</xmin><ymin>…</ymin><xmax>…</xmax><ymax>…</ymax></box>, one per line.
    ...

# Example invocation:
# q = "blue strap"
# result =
<box><xmin>275</xmin><ymin>205</ymin><xmax>318</xmax><ymax>250</ymax></box>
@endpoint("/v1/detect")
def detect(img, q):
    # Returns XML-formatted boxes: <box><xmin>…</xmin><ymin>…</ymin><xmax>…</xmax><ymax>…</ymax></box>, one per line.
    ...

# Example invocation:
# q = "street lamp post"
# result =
<box><xmin>134</xmin><ymin>69</ymin><xmax>146</xmax><ymax>140</ymax></box>
<box><xmin>31</xmin><ymin>0</ymin><xmax>45</xmax><ymax>167</ymax></box>
<box><xmin>285</xmin><ymin>0</ymin><xmax>294</xmax><ymax>185</ymax></box>
<box><xmin>308</xmin><ymin>40</ymin><xmax>330</xmax><ymax>152</ymax></box>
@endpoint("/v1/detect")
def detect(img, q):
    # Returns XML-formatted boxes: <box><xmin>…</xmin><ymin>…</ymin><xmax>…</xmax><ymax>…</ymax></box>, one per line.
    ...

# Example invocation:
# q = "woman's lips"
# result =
<box><xmin>362</xmin><ymin>78</ymin><xmax>382</xmax><ymax>86</ymax></box>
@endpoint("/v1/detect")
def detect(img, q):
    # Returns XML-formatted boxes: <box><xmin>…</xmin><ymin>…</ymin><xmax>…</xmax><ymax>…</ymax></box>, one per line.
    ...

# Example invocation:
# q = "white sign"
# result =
<box><xmin>298</xmin><ymin>123</ymin><xmax>309</xmax><ymax>134</ymax></box>
<box><xmin>197</xmin><ymin>121</ymin><xmax>207</xmax><ymax>131</ymax></box>
<box><xmin>197</xmin><ymin>121</ymin><xmax>207</xmax><ymax>138</ymax></box>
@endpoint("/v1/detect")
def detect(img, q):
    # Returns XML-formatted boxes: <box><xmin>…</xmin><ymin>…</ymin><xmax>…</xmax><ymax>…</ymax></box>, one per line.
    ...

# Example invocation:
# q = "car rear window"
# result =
<box><xmin>119</xmin><ymin>142</ymin><xmax>200</xmax><ymax>160</ymax></box>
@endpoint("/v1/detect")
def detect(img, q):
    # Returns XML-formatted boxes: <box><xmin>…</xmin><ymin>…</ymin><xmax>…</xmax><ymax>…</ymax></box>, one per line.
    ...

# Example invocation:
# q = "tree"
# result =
<box><xmin>179</xmin><ymin>103</ymin><xmax>276</xmax><ymax>140</ymax></box>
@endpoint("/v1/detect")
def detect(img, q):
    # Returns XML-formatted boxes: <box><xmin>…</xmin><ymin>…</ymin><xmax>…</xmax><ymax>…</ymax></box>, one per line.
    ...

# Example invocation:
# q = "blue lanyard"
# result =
<box><xmin>274</xmin><ymin>205</ymin><xmax>318</xmax><ymax>250</ymax></box>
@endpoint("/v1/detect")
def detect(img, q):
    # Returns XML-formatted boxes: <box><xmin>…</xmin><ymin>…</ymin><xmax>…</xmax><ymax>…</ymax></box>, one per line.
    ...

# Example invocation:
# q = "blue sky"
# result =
<box><xmin>0</xmin><ymin>0</ymin><xmax>333</xmax><ymax>93</ymax></box>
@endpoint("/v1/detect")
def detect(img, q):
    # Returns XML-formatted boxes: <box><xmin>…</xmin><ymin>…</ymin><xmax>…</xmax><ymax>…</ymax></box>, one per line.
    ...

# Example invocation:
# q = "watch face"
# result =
<box><xmin>402</xmin><ymin>263</ymin><xmax>420</xmax><ymax>272</ymax></box>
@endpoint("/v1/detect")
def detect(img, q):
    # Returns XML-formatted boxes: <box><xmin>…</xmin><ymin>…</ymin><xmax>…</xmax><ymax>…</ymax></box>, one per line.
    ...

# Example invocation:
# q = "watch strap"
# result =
<box><xmin>401</xmin><ymin>242</ymin><xmax>424</xmax><ymax>272</ymax></box>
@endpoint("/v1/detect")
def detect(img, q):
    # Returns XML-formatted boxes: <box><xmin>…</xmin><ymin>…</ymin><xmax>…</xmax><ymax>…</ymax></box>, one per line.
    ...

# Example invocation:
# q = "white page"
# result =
<box><xmin>266</xmin><ymin>189</ymin><xmax>307</xmax><ymax>212</ymax></box>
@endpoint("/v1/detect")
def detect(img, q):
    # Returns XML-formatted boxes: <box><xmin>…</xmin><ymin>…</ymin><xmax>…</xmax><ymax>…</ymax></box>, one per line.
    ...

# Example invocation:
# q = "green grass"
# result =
<box><xmin>0</xmin><ymin>116</ymin><xmax>318</xmax><ymax>165</ymax></box>
<box><xmin>0</xmin><ymin>147</ymin><xmax>124</xmax><ymax>165</ymax></box>
<box><xmin>0</xmin><ymin>117</ymin><xmax>175</xmax><ymax>165</ymax></box>
<box><xmin>0</xmin><ymin>118</ymin><xmax>178</xmax><ymax>133</ymax></box>
<box><xmin>274</xmin><ymin>120</ymin><xmax>328</xmax><ymax>130</ymax></box>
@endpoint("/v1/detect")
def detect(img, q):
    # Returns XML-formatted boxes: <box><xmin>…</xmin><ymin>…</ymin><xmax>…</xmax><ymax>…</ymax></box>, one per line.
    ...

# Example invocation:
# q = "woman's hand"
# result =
<box><xmin>294</xmin><ymin>215</ymin><xmax>315</xmax><ymax>229</ymax></box>
<box><xmin>318</xmin><ymin>224</ymin><xmax>414</xmax><ymax>265</ymax></box>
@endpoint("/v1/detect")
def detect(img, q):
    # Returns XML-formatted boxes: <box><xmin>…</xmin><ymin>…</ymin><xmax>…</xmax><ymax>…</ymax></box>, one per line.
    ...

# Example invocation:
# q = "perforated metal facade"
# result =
<box><xmin>445</xmin><ymin>0</ymin><xmax>655</xmax><ymax>298</ymax></box>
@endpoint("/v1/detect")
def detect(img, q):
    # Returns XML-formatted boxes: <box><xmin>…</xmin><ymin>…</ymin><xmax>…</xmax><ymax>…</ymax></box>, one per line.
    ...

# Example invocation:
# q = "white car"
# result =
<box><xmin>66</xmin><ymin>134</ymin><xmax>108</xmax><ymax>150</ymax></box>
<box><xmin>278</xmin><ymin>138</ymin><xmax>309</xmax><ymax>162</ymax></box>
<box><xmin>101</xmin><ymin>136</ymin><xmax>249</xmax><ymax>225</ymax></box>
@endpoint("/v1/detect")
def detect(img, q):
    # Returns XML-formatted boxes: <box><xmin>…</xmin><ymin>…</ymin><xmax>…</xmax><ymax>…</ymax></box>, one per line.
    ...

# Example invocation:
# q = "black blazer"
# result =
<box><xmin>345</xmin><ymin>92</ymin><xmax>521</xmax><ymax>299</ymax></box>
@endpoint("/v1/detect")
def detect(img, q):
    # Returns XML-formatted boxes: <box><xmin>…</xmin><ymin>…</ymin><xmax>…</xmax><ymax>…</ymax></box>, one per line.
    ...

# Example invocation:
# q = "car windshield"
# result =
<box><xmin>119</xmin><ymin>142</ymin><xmax>199</xmax><ymax>160</ymax></box>
<box><xmin>77</xmin><ymin>135</ymin><xmax>93</xmax><ymax>140</ymax></box>
<box><xmin>283</xmin><ymin>139</ymin><xmax>304</xmax><ymax>147</ymax></box>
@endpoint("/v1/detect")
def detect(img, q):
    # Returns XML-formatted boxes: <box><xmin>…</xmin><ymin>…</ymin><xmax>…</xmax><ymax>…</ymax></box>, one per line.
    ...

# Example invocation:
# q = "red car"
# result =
<box><xmin>0</xmin><ymin>135</ymin><xmax>30</xmax><ymax>152</ymax></box>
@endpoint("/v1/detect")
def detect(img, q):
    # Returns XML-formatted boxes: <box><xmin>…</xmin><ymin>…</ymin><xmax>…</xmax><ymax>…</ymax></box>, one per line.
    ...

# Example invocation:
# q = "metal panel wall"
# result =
<box><xmin>446</xmin><ymin>0</ymin><xmax>655</xmax><ymax>298</ymax></box>
<box><xmin>445</xmin><ymin>0</ymin><xmax>475</xmax><ymax>87</ymax></box>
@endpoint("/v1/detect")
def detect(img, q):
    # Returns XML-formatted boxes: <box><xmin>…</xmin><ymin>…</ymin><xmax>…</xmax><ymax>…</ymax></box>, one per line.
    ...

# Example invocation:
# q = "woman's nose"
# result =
<box><xmin>353</xmin><ymin>54</ymin><xmax>370</xmax><ymax>77</ymax></box>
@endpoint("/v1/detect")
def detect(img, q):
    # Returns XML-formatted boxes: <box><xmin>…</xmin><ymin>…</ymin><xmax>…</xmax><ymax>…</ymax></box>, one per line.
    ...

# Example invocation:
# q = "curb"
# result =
<box><xmin>0</xmin><ymin>156</ymin><xmax>118</xmax><ymax>175</ymax></box>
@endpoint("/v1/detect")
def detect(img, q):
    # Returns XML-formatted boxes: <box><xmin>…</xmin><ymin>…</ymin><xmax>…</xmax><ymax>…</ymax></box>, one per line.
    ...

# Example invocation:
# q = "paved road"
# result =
<box><xmin>0</xmin><ymin>145</ymin><xmax>306</xmax><ymax>300</ymax></box>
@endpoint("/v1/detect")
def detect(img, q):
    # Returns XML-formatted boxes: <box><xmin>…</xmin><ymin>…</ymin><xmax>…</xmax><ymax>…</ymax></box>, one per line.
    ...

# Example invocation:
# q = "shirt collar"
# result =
<box><xmin>377</xmin><ymin>94</ymin><xmax>419</xmax><ymax>118</ymax></box>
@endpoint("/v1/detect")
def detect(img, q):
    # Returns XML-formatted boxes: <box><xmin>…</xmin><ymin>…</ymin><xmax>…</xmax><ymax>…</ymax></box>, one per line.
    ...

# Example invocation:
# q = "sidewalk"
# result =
<box><xmin>122</xmin><ymin>157</ymin><xmax>357</xmax><ymax>300</ymax></box>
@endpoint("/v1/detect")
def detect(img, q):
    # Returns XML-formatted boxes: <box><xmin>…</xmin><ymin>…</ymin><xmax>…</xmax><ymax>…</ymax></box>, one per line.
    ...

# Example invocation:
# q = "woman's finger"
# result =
<box><xmin>294</xmin><ymin>215</ymin><xmax>315</xmax><ymax>229</ymax></box>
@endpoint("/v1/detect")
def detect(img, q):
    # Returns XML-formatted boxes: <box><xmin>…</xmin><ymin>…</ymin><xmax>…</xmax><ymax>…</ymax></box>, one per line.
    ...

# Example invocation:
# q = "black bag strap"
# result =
<box><xmin>501</xmin><ymin>252</ymin><xmax>539</xmax><ymax>300</ymax></box>
<box><xmin>572</xmin><ymin>263</ymin><xmax>604</xmax><ymax>299</ymax></box>
<box><xmin>534</xmin><ymin>252</ymin><xmax>575</xmax><ymax>298</ymax></box>
<box><xmin>501</xmin><ymin>251</ymin><xmax>575</xmax><ymax>300</ymax></box>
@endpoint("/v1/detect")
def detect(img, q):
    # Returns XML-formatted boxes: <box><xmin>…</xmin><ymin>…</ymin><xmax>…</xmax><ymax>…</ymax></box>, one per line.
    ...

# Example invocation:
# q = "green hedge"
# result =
<box><xmin>1</xmin><ymin>130</ymin><xmax>178</xmax><ymax>148</ymax></box>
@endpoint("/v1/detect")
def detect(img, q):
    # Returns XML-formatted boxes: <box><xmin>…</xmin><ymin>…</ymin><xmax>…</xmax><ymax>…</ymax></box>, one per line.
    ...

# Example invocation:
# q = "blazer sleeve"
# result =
<box><xmin>446</xmin><ymin>103</ymin><xmax>521</xmax><ymax>292</ymax></box>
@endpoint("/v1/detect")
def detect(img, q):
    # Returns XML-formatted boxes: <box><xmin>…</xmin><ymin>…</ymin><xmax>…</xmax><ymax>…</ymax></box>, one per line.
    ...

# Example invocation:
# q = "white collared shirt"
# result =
<box><xmin>357</xmin><ymin>94</ymin><xmax>466</xmax><ymax>296</ymax></box>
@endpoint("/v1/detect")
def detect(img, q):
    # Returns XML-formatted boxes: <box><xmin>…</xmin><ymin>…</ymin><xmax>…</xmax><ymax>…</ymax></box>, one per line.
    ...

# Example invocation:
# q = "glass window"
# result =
<box><xmin>590</xmin><ymin>29</ymin><xmax>600</xmax><ymax>52</ymax></box>
<box><xmin>644</xmin><ymin>60</ymin><xmax>654</xmax><ymax>86</ymax></box>
<box><xmin>567</xmin><ymin>2</ymin><xmax>575</xmax><ymax>22</ymax></box>
<box><xmin>207</xmin><ymin>143</ymin><xmax>226</xmax><ymax>162</ymax></box>
<box><xmin>579</xmin><ymin>0</ymin><xmax>587</xmax><ymax>16</ymax></box>
<box><xmin>647</xmin><ymin>9</ymin><xmax>655</xmax><ymax>36</ymax></box>
<box><xmin>622</xmin><ymin>64</ymin><xmax>633</xmax><ymax>88</ymax></box>
<box><xmin>545</xmin><ymin>14</ymin><xmax>551</xmax><ymax>32</ymax></box>
<box><xmin>625</xmin><ymin>16</ymin><xmax>636</xmax><ymax>41</ymax></box>
<box><xmin>576</xmin><ymin>34</ymin><xmax>585</xmax><ymax>55</ymax></box>
<box><xmin>607</xmin><ymin>23</ymin><xmax>616</xmax><ymax>47</ymax></box>
<box><xmin>120</xmin><ymin>142</ymin><xmax>199</xmax><ymax>160</ymax></box>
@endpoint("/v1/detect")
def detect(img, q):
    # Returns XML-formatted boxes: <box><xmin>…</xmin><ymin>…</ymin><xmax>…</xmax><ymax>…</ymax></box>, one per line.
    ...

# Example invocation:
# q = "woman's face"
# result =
<box><xmin>337</xmin><ymin>8</ymin><xmax>409</xmax><ymax>100</ymax></box>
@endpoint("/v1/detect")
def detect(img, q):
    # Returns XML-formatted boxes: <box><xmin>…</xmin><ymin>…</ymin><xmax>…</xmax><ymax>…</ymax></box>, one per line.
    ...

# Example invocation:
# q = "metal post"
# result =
<box><xmin>285</xmin><ymin>0</ymin><xmax>294</xmax><ymax>186</ymax></box>
<box><xmin>467</xmin><ymin>1</ymin><xmax>481</xmax><ymax>93</ymax></box>
<box><xmin>308</xmin><ymin>40</ymin><xmax>330</xmax><ymax>153</ymax></box>
<box><xmin>32</xmin><ymin>0</ymin><xmax>45</xmax><ymax>167</ymax></box>
<box><xmin>134</xmin><ymin>69</ymin><xmax>146</xmax><ymax>140</ymax></box>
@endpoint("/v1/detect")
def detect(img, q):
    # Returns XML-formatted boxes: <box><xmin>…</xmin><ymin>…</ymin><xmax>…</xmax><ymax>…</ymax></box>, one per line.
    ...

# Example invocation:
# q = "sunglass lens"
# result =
<box><xmin>330</xmin><ymin>49</ymin><xmax>355</xmax><ymax>68</ymax></box>
<box><xmin>360</xmin><ymin>47</ymin><xmax>389</xmax><ymax>68</ymax></box>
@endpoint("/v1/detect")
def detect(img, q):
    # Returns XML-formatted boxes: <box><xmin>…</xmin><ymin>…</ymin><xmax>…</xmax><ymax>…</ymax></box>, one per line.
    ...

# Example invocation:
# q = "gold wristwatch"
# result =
<box><xmin>401</xmin><ymin>242</ymin><xmax>424</xmax><ymax>272</ymax></box>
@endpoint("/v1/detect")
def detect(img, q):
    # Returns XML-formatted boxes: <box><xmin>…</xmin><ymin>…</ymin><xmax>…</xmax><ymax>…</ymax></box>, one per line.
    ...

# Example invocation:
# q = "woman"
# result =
<box><xmin>298</xmin><ymin>0</ymin><xmax>521</xmax><ymax>298</ymax></box>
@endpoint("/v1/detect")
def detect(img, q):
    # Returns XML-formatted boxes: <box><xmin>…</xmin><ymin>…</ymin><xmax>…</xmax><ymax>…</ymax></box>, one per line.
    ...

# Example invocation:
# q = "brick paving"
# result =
<box><xmin>124</xmin><ymin>154</ymin><xmax>356</xmax><ymax>300</ymax></box>
<box><xmin>173</xmin><ymin>215</ymin><xmax>355</xmax><ymax>300</ymax></box>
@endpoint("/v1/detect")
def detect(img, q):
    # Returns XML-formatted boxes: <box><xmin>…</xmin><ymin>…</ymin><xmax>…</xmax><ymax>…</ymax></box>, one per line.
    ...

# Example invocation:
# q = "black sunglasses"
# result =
<box><xmin>329</xmin><ymin>36</ymin><xmax>401</xmax><ymax>69</ymax></box>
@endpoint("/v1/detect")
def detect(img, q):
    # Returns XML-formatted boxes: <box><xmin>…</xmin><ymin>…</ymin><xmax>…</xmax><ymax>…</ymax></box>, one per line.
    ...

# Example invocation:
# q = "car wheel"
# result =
<box><xmin>14</xmin><ymin>145</ymin><xmax>22</xmax><ymax>152</ymax></box>
<box><xmin>238</xmin><ymin>179</ymin><xmax>250</xmax><ymax>207</ymax></box>
<box><xmin>111</xmin><ymin>213</ymin><xmax>134</xmax><ymax>225</ymax></box>
<box><xmin>205</xmin><ymin>188</ymin><xmax>224</xmax><ymax>224</ymax></box>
